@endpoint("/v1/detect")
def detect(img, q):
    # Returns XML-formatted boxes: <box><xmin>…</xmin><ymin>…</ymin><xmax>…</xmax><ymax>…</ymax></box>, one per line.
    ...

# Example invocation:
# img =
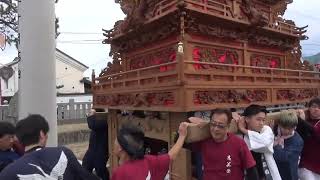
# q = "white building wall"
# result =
<box><xmin>56</xmin><ymin>59</ymin><xmax>85</xmax><ymax>94</ymax></box>
<box><xmin>1</xmin><ymin>49</ymin><xmax>88</xmax><ymax>100</ymax></box>
<box><xmin>1</xmin><ymin>63</ymin><xmax>19</xmax><ymax>97</ymax></box>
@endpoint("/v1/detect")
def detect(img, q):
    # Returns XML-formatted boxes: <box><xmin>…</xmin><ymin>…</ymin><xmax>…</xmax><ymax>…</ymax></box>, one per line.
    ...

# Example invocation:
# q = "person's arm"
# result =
<box><xmin>239</xmin><ymin>119</ymin><xmax>274</xmax><ymax>153</ymax></box>
<box><xmin>62</xmin><ymin>147</ymin><xmax>100</xmax><ymax>180</ymax></box>
<box><xmin>240</xmin><ymin>138</ymin><xmax>259</xmax><ymax>180</ymax></box>
<box><xmin>314</xmin><ymin>123</ymin><xmax>320</xmax><ymax>141</ymax></box>
<box><xmin>246</xmin><ymin>166</ymin><xmax>259</xmax><ymax>180</ymax></box>
<box><xmin>86</xmin><ymin>109</ymin><xmax>107</xmax><ymax>131</ymax></box>
<box><xmin>296</xmin><ymin>117</ymin><xmax>314</xmax><ymax>141</ymax></box>
<box><xmin>246</xmin><ymin>129</ymin><xmax>274</xmax><ymax>153</ymax></box>
<box><xmin>168</xmin><ymin>122</ymin><xmax>188</xmax><ymax>161</ymax></box>
<box><xmin>273</xmin><ymin>142</ymin><xmax>304</xmax><ymax>163</ymax></box>
<box><xmin>184</xmin><ymin>117</ymin><xmax>210</xmax><ymax>143</ymax></box>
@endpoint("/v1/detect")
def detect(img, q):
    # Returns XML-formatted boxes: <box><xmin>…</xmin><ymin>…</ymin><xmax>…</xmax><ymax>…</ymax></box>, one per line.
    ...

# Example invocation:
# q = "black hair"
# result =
<box><xmin>308</xmin><ymin>97</ymin><xmax>320</xmax><ymax>107</ymax></box>
<box><xmin>16</xmin><ymin>114</ymin><xmax>49</xmax><ymax>146</ymax></box>
<box><xmin>117</xmin><ymin>124</ymin><xmax>145</xmax><ymax>160</ymax></box>
<box><xmin>0</xmin><ymin>121</ymin><xmax>15</xmax><ymax>138</ymax></box>
<box><xmin>242</xmin><ymin>104</ymin><xmax>268</xmax><ymax>117</ymax></box>
<box><xmin>210</xmin><ymin>108</ymin><xmax>233</xmax><ymax>124</ymax></box>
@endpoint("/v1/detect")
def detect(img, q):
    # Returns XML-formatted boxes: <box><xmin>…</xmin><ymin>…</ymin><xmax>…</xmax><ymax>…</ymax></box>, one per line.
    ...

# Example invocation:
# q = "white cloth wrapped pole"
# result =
<box><xmin>244</xmin><ymin>126</ymin><xmax>282</xmax><ymax>180</ymax></box>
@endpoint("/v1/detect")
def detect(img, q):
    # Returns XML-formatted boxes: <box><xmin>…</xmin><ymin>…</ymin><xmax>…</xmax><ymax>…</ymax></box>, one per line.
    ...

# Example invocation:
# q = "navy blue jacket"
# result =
<box><xmin>0</xmin><ymin>147</ymin><xmax>99</xmax><ymax>180</ymax></box>
<box><xmin>273</xmin><ymin>132</ymin><xmax>304</xmax><ymax>180</ymax></box>
<box><xmin>82</xmin><ymin>114</ymin><xmax>109</xmax><ymax>180</ymax></box>
<box><xmin>86</xmin><ymin>115</ymin><xmax>108</xmax><ymax>153</ymax></box>
<box><xmin>0</xmin><ymin>149</ymin><xmax>20</xmax><ymax>172</ymax></box>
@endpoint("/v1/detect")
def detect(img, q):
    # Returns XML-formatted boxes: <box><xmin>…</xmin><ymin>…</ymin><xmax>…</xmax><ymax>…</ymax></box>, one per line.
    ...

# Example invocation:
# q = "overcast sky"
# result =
<box><xmin>1</xmin><ymin>0</ymin><xmax>320</xmax><ymax>77</ymax></box>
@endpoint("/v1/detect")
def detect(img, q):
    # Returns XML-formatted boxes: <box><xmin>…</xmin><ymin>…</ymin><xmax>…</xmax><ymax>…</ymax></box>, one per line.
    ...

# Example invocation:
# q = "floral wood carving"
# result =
<box><xmin>192</xmin><ymin>47</ymin><xmax>239</xmax><ymax>70</ymax></box>
<box><xmin>277</xmin><ymin>89</ymin><xmax>318</xmax><ymax>101</ymax></box>
<box><xmin>96</xmin><ymin>92</ymin><xmax>175</xmax><ymax>107</ymax></box>
<box><xmin>130</xmin><ymin>47</ymin><xmax>176</xmax><ymax>70</ymax></box>
<box><xmin>194</xmin><ymin>90</ymin><xmax>267</xmax><ymax>104</ymax></box>
<box><xmin>250</xmin><ymin>54</ymin><xmax>281</xmax><ymax>73</ymax></box>
<box><xmin>186</xmin><ymin>19</ymin><xmax>297</xmax><ymax>50</ymax></box>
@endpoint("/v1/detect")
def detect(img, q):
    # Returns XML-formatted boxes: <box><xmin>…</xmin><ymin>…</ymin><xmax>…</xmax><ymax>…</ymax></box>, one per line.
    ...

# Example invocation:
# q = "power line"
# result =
<box><xmin>57</xmin><ymin>42</ymin><xmax>102</xmax><ymax>44</ymax></box>
<box><xmin>288</xmin><ymin>9</ymin><xmax>320</xmax><ymax>22</ymax></box>
<box><xmin>57</xmin><ymin>39</ymin><xmax>103</xmax><ymax>42</ymax></box>
<box><xmin>60</xmin><ymin>32</ymin><xmax>102</xmax><ymax>35</ymax></box>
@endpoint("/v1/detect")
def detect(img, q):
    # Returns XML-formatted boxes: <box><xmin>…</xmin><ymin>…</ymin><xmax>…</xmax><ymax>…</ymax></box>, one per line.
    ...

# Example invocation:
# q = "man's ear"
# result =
<box><xmin>245</xmin><ymin>117</ymin><xmax>250</xmax><ymax>124</ymax></box>
<box><xmin>39</xmin><ymin>130</ymin><xmax>46</xmax><ymax>138</ymax></box>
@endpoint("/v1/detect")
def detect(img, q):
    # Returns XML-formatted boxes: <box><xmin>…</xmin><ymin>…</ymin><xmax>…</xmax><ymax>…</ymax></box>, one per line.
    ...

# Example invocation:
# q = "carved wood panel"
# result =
<box><xmin>194</xmin><ymin>89</ymin><xmax>268</xmax><ymax>104</ymax></box>
<box><xmin>276</xmin><ymin>89</ymin><xmax>319</xmax><ymax>101</ymax></box>
<box><xmin>95</xmin><ymin>92</ymin><xmax>175</xmax><ymax>107</ymax></box>
<box><xmin>250</xmin><ymin>54</ymin><xmax>281</xmax><ymax>73</ymax></box>
<box><xmin>129</xmin><ymin>46</ymin><xmax>176</xmax><ymax>70</ymax></box>
<box><xmin>192</xmin><ymin>46</ymin><xmax>241</xmax><ymax>70</ymax></box>
<box><xmin>116</xmin><ymin>112</ymin><xmax>170</xmax><ymax>142</ymax></box>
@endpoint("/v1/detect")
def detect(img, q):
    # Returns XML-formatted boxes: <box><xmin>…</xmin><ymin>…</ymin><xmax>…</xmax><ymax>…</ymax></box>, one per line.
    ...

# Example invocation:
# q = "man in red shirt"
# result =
<box><xmin>111</xmin><ymin>122</ymin><xmax>188</xmax><ymax>180</ymax></box>
<box><xmin>296</xmin><ymin>98</ymin><xmax>320</xmax><ymax>180</ymax></box>
<box><xmin>188</xmin><ymin>108</ymin><xmax>259</xmax><ymax>180</ymax></box>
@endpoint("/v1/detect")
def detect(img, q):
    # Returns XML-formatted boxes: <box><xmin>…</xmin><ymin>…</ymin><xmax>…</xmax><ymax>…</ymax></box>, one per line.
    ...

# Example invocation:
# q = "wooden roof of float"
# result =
<box><xmin>92</xmin><ymin>0</ymin><xmax>319</xmax><ymax>112</ymax></box>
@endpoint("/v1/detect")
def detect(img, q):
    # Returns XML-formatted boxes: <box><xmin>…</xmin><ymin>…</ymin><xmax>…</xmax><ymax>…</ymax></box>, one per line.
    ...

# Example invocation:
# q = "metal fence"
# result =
<box><xmin>0</xmin><ymin>99</ymin><xmax>92</xmax><ymax>123</ymax></box>
<box><xmin>0</xmin><ymin>105</ymin><xmax>9</xmax><ymax>121</ymax></box>
<box><xmin>57</xmin><ymin>99</ymin><xmax>92</xmax><ymax>121</ymax></box>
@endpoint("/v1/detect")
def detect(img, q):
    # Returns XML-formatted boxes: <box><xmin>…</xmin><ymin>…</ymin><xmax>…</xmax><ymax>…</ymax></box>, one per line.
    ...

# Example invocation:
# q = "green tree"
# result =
<box><xmin>0</xmin><ymin>0</ymin><xmax>59</xmax><ymax>48</ymax></box>
<box><xmin>0</xmin><ymin>0</ymin><xmax>18</xmax><ymax>47</ymax></box>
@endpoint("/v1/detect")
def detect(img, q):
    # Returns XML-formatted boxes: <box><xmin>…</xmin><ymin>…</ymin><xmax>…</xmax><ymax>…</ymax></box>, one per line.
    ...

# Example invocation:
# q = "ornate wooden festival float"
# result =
<box><xmin>92</xmin><ymin>0</ymin><xmax>320</xmax><ymax>179</ymax></box>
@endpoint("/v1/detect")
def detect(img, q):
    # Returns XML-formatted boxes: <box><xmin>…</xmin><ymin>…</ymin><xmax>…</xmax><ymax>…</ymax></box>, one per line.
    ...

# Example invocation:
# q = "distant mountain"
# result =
<box><xmin>304</xmin><ymin>53</ymin><xmax>320</xmax><ymax>64</ymax></box>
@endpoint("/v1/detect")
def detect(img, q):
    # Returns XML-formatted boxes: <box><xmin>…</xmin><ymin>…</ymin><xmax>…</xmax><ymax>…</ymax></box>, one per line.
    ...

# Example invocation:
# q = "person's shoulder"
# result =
<box><xmin>0</xmin><ymin>156</ymin><xmax>27</xmax><ymax>177</ymax></box>
<box><xmin>263</xmin><ymin>125</ymin><xmax>273</xmax><ymax>132</ymax></box>
<box><xmin>112</xmin><ymin>162</ymin><xmax>130</xmax><ymax>176</ymax></box>
<box><xmin>228</xmin><ymin>133</ymin><xmax>248</xmax><ymax>147</ymax></box>
<box><xmin>145</xmin><ymin>154</ymin><xmax>170</xmax><ymax>162</ymax></box>
<box><xmin>0</xmin><ymin>150</ymin><xmax>19</xmax><ymax>159</ymax></box>
<box><xmin>36</xmin><ymin>146</ymin><xmax>75</xmax><ymax>159</ymax></box>
<box><xmin>228</xmin><ymin>133</ymin><xmax>243</xmax><ymax>141</ymax></box>
<box><xmin>292</xmin><ymin>132</ymin><xmax>304</xmax><ymax>145</ymax></box>
<box><xmin>41</xmin><ymin>146</ymin><xmax>72</xmax><ymax>153</ymax></box>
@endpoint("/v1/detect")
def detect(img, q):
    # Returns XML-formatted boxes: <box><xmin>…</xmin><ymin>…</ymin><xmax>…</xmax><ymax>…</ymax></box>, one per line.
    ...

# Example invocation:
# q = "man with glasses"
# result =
<box><xmin>296</xmin><ymin>98</ymin><xmax>320</xmax><ymax>180</ymax></box>
<box><xmin>187</xmin><ymin>108</ymin><xmax>259</xmax><ymax>180</ymax></box>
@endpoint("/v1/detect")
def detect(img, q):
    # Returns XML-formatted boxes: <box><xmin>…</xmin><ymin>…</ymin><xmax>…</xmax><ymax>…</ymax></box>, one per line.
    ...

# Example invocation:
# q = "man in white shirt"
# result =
<box><xmin>237</xmin><ymin>104</ymin><xmax>282</xmax><ymax>180</ymax></box>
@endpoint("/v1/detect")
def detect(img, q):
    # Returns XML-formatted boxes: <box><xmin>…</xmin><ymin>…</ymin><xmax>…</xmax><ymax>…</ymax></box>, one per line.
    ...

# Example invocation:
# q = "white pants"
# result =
<box><xmin>299</xmin><ymin>168</ymin><xmax>320</xmax><ymax>180</ymax></box>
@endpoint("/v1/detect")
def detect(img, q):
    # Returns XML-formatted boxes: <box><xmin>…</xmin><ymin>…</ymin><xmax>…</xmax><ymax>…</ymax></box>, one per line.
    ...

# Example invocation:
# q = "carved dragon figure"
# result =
<box><xmin>241</xmin><ymin>0</ymin><xmax>269</xmax><ymax>27</ymax></box>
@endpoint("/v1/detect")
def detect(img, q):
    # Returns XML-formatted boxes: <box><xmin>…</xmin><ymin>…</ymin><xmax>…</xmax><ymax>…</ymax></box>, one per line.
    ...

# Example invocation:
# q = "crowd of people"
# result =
<box><xmin>0</xmin><ymin>97</ymin><xmax>319</xmax><ymax>180</ymax></box>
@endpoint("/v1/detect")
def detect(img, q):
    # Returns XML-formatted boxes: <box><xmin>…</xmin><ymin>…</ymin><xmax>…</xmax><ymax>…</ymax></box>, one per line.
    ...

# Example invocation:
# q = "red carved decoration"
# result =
<box><xmin>250</xmin><ymin>54</ymin><xmax>281</xmax><ymax>73</ymax></box>
<box><xmin>277</xmin><ymin>89</ymin><xmax>318</xmax><ymax>101</ymax></box>
<box><xmin>194</xmin><ymin>89</ymin><xmax>267</xmax><ymax>104</ymax></box>
<box><xmin>192</xmin><ymin>47</ymin><xmax>239</xmax><ymax>70</ymax></box>
<box><xmin>96</xmin><ymin>92</ymin><xmax>175</xmax><ymax>107</ymax></box>
<box><xmin>130</xmin><ymin>47</ymin><xmax>176</xmax><ymax>71</ymax></box>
